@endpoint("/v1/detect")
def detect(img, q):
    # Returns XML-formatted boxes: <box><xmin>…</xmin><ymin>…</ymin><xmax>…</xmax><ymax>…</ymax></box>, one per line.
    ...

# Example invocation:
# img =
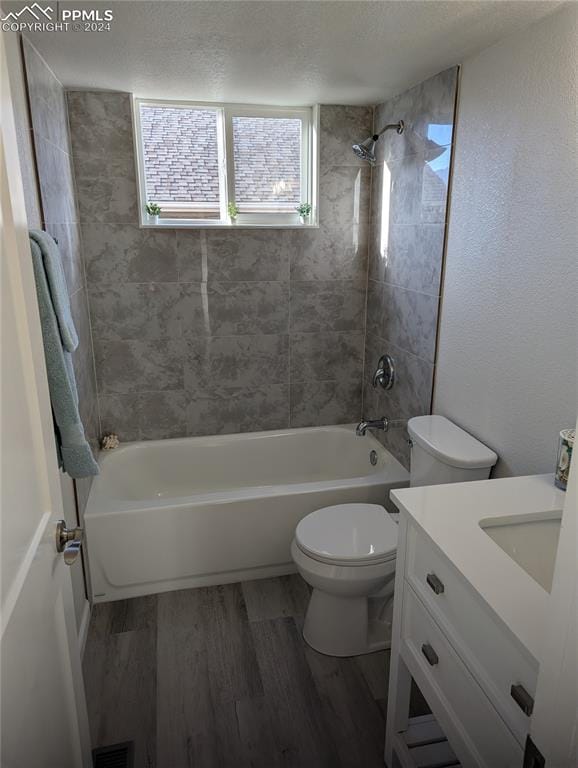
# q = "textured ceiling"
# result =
<box><xmin>24</xmin><ymin>0</ymin><xmax>561</xmax><ymax>105</ymax></box>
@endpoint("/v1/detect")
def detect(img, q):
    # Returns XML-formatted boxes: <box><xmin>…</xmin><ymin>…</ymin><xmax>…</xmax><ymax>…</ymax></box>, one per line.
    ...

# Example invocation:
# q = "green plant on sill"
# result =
<box><xmin>227</xmin><ymin>201</ymin><xmax>239</xmax><ymax>220</ymax></box>
<box><xmin>296</xmin><ymin>202</ymin><xmax>312</xmax><ymax>218</ymax></box>
<box><xmin>145</xmin><ymin>202</ymin><xmax>161</xmax><ymax>216</ymax></box>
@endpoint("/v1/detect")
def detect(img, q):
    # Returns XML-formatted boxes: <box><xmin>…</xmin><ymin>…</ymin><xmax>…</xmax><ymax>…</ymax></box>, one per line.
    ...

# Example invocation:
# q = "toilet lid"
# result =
<box><xmin>295</xmin><ymin>504</ymin><xmax>398</xmax><ymax>565</ymax></box>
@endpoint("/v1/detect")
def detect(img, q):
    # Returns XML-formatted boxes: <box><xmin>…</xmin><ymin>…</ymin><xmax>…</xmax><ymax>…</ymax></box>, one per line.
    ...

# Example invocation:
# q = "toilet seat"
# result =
<box><xmin>295</xmin><ymin>503</ymin><xmax>398</xmax><ymax>567</ymax></box>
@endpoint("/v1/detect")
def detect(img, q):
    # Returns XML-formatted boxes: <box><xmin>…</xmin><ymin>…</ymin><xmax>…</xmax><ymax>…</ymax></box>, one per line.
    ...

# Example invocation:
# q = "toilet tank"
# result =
<box><xmin>408</xmin><ymin>416</ymin><xmax>497</xmax><ymax>488</ymax></box>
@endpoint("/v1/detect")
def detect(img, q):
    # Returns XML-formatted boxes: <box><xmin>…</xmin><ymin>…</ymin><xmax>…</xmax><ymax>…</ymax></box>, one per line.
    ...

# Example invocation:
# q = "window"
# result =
<box><xmin>134</xmin><ymin>99</ymin><xmax>318</xmax><ymax>227</ymax></box>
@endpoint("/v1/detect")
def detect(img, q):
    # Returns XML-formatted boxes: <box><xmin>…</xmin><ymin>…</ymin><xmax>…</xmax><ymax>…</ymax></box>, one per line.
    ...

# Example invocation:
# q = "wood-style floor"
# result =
<box><xmin>83</xmin><ymin>575</ymin><xmax>427</xmax><ymax>768</ymax></box>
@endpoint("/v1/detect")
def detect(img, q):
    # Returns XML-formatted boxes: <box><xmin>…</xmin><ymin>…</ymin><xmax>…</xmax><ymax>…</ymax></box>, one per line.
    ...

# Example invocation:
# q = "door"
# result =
<box><xmin>0</xmin><ymin>33</ymin><xmax>91</xmax><ymax>768</ymax></box>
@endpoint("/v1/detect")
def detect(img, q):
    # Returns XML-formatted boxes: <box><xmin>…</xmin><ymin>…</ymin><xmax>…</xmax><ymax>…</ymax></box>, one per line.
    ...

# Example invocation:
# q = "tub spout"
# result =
<box><xmin>356</xmin><ymin>417</ymin><xmax>389</xmax><ymax>437</ymax></box>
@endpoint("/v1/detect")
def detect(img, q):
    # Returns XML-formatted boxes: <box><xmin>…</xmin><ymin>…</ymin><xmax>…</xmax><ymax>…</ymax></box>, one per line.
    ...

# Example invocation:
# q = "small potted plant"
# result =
<box><xmin>145</xmin><ymin>202</ymin><xmax>161</xmax><ymax>223</ymax></box>
<box><xmin>296</xmin><ymin>202</ymin><xmax>312</xmax><ymax>224</ymax></box>
<box><xmin>227</xmin><ymin>201</ymin><xmax>239</xmax><ymax>223</ymax></box>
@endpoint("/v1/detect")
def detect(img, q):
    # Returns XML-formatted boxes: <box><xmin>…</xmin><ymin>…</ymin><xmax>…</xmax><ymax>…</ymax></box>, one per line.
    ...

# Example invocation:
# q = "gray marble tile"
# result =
<box><xmin>375</xmin><ymin>424</ymin><xmax>411</xmax><ymax>470</ymax></box>
<box><xmin>318</xmin><ymin>165</ymin><xmax>371</xmax><ymax>233</ymax></box>
<box><xmin>82</xmin><ymin>224</ymin><xmax>180</xmax><ymax>284</ymax></box>
<box><xmin>46</xmin><ymin>221</ymin><xmax>84</xmax><ymax>295</ymax></box>
<box><xmin>319</xmin><ymin>105</ymin><xmax>373</xmax><ymax>168</ymax></box>
<box><xmin>173</xmin><ymin>230</ymin><xmax>204</xmax><ymax>281</ymax></box>
<box><xmin>185</xmin><ymin>334</ymin><xmax>288</xmax><ymax>390</ymax></box>
<box><xmin>75</xmin><ymin>174</ymin><xmax>139</xmax><ymax>224</ymax></box>
<box><xmin>290</xmin><ymin>220</ymin><xmax>368</xmax><ymax>281</ymax></box>
<box><xmin>22</xmin><ymin>38</ymin><xmax>62</xmax><ymax>114</ymax></box>
<box><xmin>388</xmin><ymin>146</ymin><xmax>451</xmax><ymax>225</ymax></box>
<box><xmin>35</xmin><ymin>137</ymin><xmax>77</xmax><ymax>224</ymax></box>
<box><xmin>374</xmin><ymin>67</ymin><xmax>457</xmax><ymax>165</ymax></box>
<box><xmin>370</xmin><ymin>148</ymin><xmax>451</xmax><ymax>235</ymax></box>
<box><xmin>94</xmin><ymin>339</ymin><xmax>183</xmax><ymax>394</ymax></box>
<box><xmin>139</xmin><ymin>391</ymin><xmax>189</xmax><ymax>440</ymax></box>
<box><xmin>78</xmin><ymin>392</ymin><xmax>100</xmax><ymax>451</ymax></box>
<box><xmin>69</xmin><ymin>286</ymin><xmax>95</xmax><ymax>373</ymax></box>
<box><xmin>368</xmin><ymin>223</ymin><xmax>445</xmax><ymax>295</ymax></box>
<box><xmin>98</xmin><ymin>394</ymin><xmax>141</xmax><ymax>442</ymax></box>
<box><xmin>88</xmin><ymin>283</ymin><xmax>182</xmax><ymax>341</ymax></box>
<box><xmin>366</xmin><ymin>280</ymin><xmax>439</xmax><ymax>363</ymax></box>
<box><xmin>67</xmin><ymin>91</ymin><xmax>136</xmax><ymax>179</ymax></box>
<box><xmin>290</xmin><ymin>379</ymin><xmax>362</xmax><ymax>427</ymax></box>
<box><xmin>16</xmin><ymin>127</ymin><xmax>43</xmax><ymax>229</ymax></box>
<box><xmin>180</xmin><ymin>281</ymin><xmax>289</xmax><ymax>337</ymax></box>
<box><xmin>362</xmin><ymin>334</ymin><xmax>433</xmax><ymax>421</ymax></box>
<box><xmin>369</xmin><ymin>160</ymin><xmax>386</xmax><ymax>233</ymax></box>
<box><xmin>73</xmin><ymin>355</ymin><xmax>98</xmax><ymax>434</ymax></box>
<box><xmin>290</xmin><ymin>280</ymin><xmax>365</xmax><ymax>333</ymax></box>
<box><xmin>290</xmin><ymin>331</ymin><xmax>364</xmax><ymax>382</ymax></box>
<box><xmin>22</xmin><ymin>38</ymin><xmax>69</xmax><ymax>153</ymax></box>
<box><xmin>202</xmin><ymin>229</ymin><xmax>292</xmax><ymax>282</ymax></box>
<box><xmin>187</xmin><ymin>383</ymin><xmax>289</xmax><ymax>436</ymax></box>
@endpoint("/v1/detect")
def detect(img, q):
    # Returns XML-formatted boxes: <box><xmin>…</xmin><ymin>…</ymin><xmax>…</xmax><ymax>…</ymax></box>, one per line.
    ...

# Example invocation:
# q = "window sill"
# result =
<box><xmin>139</xmin><ymin>219</ymin><xmax>320</xmax><ymax>230</ymax></box>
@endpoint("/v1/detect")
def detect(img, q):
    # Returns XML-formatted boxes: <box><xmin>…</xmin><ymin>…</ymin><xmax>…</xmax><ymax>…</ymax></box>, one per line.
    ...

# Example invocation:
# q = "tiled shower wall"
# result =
<box><xmin>20</xmin><ymin>38</ymin><xmax>100</xmax><ymax>509</ymax></box>
<box><xmin>363</xmin><ymin>67</ymin><xmax>458</xmax><ymax>467</ymax></box>
<box><xmin>66</xmin><ymin>95</ymin><xmax>372</xmax><ymax>440</ymax></box>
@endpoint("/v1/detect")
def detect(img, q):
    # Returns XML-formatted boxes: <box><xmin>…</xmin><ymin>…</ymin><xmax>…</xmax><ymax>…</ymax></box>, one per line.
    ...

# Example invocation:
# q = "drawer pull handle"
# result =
<box><xmin>426</xmin><ymin>572</ymin><xmax>445</xmax><ymax>595</ymax></box>
<box><xmin>511</xmin><ymin>684</ymin><xmax>534</xmax><ymax>716</ymax></box>
<box><xmin>421</xmin><ymin>643</ymin><xmax>439</xmax><ymax>667</ymax></box>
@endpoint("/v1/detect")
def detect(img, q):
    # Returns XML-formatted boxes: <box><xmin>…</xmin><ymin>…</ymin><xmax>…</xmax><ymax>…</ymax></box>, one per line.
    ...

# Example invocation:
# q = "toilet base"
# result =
<box><xmin>302</xmin><ymin>589</ymin><xmax>393</xmax><ymax>657</ymax></box>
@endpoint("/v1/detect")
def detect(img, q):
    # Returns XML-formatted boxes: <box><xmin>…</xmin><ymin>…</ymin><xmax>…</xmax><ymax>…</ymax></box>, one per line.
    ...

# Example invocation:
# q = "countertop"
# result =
<box><xmin>391</xmin><ymin>474</ymin><xmax>566</xmax><ymax>662</ymax></box>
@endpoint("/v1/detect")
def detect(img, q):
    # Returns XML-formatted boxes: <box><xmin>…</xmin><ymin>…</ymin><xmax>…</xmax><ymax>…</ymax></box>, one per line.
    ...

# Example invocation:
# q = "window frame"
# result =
<box><xmin>133</xmin><ymin>98</ymin><xmax>319</xmax><ymax>229</ymax></box>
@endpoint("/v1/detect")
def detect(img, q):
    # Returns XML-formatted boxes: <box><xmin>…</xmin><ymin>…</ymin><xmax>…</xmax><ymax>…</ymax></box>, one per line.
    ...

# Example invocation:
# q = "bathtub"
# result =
<box><xmin>84</xmin><ymin>425</ymin><xmax>409</xmax><ymax>602</ymax></box>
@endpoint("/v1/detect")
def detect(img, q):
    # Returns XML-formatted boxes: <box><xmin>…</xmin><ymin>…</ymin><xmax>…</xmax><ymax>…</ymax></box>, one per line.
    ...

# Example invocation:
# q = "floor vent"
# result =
<box><xmin>92</xmin><ymin>742</ymin><xmax>134</xmax><ymax>768</ymax></box>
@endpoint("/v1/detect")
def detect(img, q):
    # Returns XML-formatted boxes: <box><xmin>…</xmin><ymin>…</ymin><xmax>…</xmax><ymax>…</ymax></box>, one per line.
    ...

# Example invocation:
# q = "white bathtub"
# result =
<box><xmin>84</xmin><ymin>425</ymin><xmax>409</xmax><ymax>602</ymax></box>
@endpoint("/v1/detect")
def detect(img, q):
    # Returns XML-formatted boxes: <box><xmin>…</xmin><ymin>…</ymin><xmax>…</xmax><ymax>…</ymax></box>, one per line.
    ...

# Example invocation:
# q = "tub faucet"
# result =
<box><xmin>356</xmin><ymin>417</ymin><xmax>389</xmax><ymax>437</ymax></box>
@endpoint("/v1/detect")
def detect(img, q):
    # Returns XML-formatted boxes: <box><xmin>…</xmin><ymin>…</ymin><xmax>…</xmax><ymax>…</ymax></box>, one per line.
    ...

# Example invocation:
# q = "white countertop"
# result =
<box><xmin>391</xmin><ymin>474</ymin><xmax>566</xmax><ymax>662</ymax></box>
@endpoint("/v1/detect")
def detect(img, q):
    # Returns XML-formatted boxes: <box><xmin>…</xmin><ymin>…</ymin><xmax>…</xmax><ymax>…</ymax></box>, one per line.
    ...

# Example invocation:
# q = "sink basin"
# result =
<box><xmin>479</xmin><ymin>511</ymin><xmax>562</xmax><ymax>592</ymax></box>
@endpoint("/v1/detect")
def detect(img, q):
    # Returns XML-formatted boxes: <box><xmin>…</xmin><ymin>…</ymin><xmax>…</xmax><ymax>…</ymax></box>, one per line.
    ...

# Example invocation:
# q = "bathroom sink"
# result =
<box><xmin>479</xmin><ymin>511</ymin><xmax>562</xmax><ymax>593</ymax></box>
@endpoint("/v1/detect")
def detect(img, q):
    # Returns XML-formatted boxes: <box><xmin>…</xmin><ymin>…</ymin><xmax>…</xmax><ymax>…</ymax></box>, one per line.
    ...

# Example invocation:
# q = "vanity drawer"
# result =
<box><xmin>401</xmin><ymin>585</ymin><xmax>523</xmax><ymax>768</ymax></box>
<box><xmin>405</xmin><ymin>522</ymin><xmax>538</xmax><ymax>744</ymax></box>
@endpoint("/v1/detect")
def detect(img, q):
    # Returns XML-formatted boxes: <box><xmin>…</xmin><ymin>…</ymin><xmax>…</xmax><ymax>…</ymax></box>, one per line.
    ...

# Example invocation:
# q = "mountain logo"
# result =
<box><xmin>1</xmin><ymin>3</ymin><xmax>53</xmax><ymax>21</ymax></box>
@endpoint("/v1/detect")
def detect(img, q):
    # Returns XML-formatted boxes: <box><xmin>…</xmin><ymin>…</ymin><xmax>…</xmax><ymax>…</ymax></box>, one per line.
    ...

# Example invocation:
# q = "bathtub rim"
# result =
<box><xmin>86</xmin><ymin>424</ymin><xmax>408</xmax><ymax>516</ymax></box>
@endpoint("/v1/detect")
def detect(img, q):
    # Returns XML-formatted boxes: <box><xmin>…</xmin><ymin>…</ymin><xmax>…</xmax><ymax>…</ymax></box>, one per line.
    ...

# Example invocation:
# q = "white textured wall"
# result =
<box><xmin>434</xmin><ymin>5</ymin><xmax>577</xmax><ymax>477</ymax></box>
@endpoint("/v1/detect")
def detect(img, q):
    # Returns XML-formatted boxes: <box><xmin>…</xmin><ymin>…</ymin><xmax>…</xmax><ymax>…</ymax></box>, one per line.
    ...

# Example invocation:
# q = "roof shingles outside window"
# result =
<box><xmin>232</xmin><ymin>116</ymin><xmax>301</xmax><ymax>205</ymax></box>
<box><xmin>140</xmin><ymin>106</ymin><xmax>220</xmax><ymax>203</ymax></box>
<box><xmin>140</xmin><ymin>106</ymin><xmax>302</xmax><ymax>213</ymax></box>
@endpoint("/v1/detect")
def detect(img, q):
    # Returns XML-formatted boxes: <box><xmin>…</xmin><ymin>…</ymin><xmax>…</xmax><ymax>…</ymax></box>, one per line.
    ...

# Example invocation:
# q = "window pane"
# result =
<box><xmin>232</xmin><ymin>116</ymin><xmax>301</xmax><ymax>212</ymax></box>
<box><xmin>140</xmin><ymin>105</ymin><xmax>220</xmax><ymax>217</ymax></box>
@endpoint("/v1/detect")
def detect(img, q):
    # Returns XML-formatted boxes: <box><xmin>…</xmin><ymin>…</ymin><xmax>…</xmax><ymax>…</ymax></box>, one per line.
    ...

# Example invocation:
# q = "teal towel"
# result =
<box><xmin>29</xmin><ymin>230</ymin><xmax>99</xmax><ymax>478</ymax></box>
<box><xmin>29</xmin><ymin>230</ymin><xmax>78</xmax><ymax>352</ymax></box>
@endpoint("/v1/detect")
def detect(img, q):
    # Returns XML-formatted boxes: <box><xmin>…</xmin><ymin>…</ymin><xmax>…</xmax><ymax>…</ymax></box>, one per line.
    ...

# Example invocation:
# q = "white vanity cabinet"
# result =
<box><xmin>386</xmin><ymin>517</ymin><xmax>526</xmax><ymax>767</ymax></box>
<box><xmin>385</xmin><ymin>475</ymin><xmax>566</xmax><ymax>768</ymax></box>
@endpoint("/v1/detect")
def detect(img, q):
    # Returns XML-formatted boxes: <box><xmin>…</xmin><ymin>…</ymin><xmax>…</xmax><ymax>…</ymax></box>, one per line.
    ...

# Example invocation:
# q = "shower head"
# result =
<box><xmin>352</xmin><ymin>136</ymin><xmax>378</xmax><ymax>165</ymax></box>
<box><xmin>352</xmin><ymin>120</ymin><xmax>404</xmax><ymax>165</ymax></box>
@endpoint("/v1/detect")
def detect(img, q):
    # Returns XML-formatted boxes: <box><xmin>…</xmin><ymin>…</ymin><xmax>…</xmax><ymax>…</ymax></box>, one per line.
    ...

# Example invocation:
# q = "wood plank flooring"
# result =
<box><xmin>83</xmin><ymin>575</ymin><xmax>428</xmax><ymax>768</ymax></box>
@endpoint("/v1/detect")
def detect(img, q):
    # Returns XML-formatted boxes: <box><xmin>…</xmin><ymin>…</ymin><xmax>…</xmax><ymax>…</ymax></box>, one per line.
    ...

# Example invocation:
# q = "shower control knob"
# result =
<box><xmin>55</xmin><ymin>520</ymin><xmax>83</xmax><ymax>566</ymax></box>
<box><xmin>372</xmin><ymin>354</ymin><xmax>395</xmax><ymax>390</ymax></box>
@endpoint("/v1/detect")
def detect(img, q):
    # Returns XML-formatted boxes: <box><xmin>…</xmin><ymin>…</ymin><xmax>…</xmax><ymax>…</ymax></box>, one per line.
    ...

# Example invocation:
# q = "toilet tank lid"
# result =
<box><xmin>408</xmin><ymin>416</ymin><xmax>498</xmax><ymax>469</ymax></box>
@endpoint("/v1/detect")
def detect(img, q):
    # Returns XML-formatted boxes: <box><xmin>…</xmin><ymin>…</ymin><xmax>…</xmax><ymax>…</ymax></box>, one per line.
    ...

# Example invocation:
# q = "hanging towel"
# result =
<box><xmin>29</xmin><ymin>230</ymin><xmax>99</xmax><ymax>478</ymax></box>
<box><xmin>29</xmin><ymin>230</ymin><xmax>79</xmax><ymax>353</ymax></box>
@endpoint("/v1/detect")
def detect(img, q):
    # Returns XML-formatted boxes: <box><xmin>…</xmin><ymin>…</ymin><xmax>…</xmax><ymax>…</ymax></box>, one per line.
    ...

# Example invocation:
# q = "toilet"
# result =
<box><xmin>291</xmin><ymin>415</ymin><xmax>498</xmax><ymax>656</ymax></box>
